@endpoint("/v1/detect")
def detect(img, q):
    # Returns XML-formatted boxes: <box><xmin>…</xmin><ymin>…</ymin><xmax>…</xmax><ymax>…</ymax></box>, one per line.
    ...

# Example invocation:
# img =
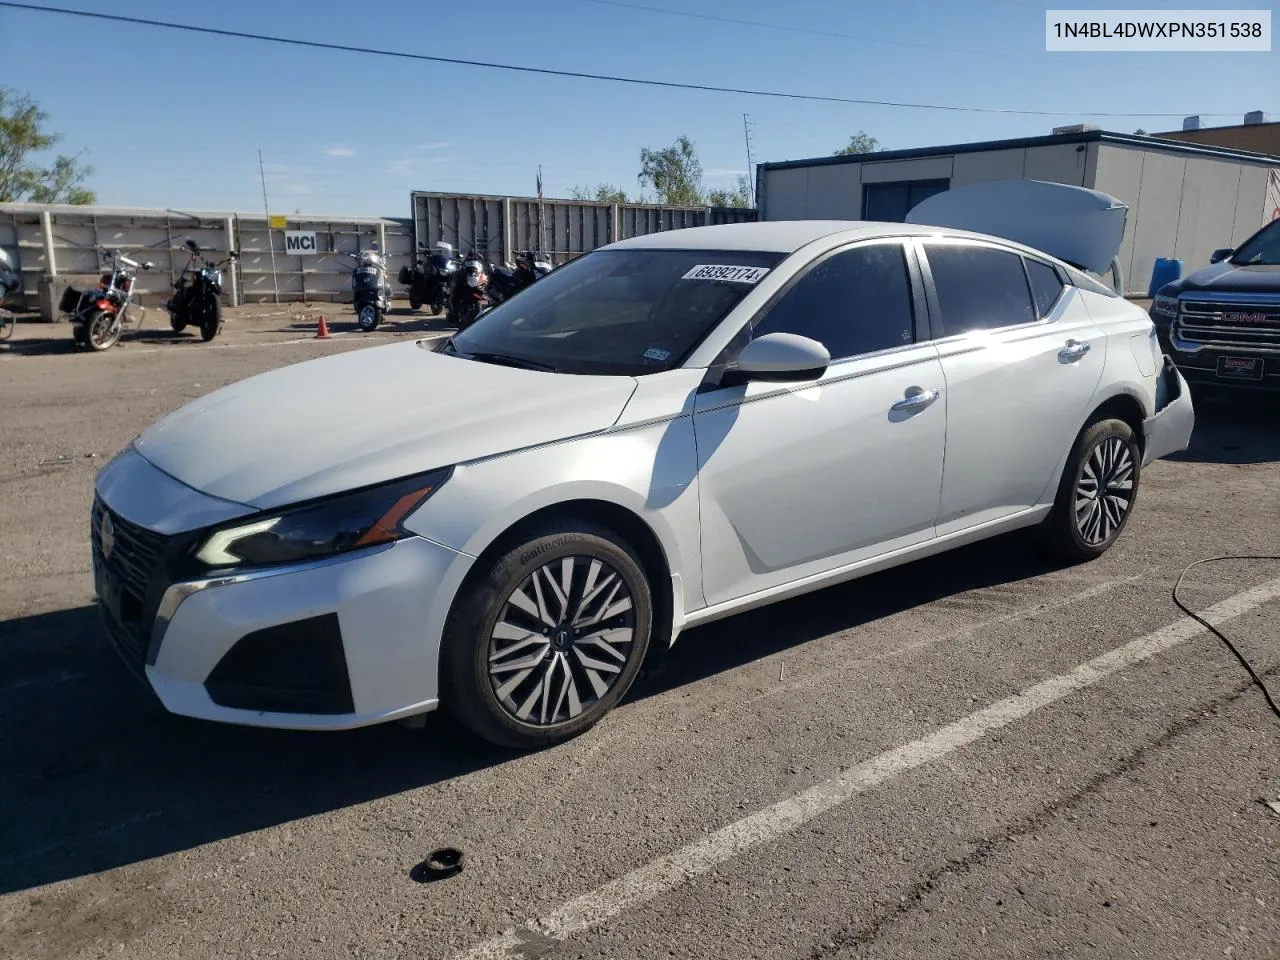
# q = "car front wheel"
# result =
<box><xmin>1045</xmin><ymin>417</ymin><xmax>1141</xmax><ymax>562</ymax></box>
<box><xmin>440</xmin><ymin>519</ymin><xmax>653</xmax><ymax>750</ymax></box>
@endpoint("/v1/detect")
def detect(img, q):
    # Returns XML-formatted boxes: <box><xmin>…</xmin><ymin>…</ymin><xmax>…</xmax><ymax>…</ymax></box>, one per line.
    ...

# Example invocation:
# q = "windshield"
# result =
<box><xmin>444</xmin><ymin>248</ymin><xmax>784</xmax><ymax>375</ymax></box>
<box><xmin>1230</xmin><ymin>219</ymin><xmax>1280</xmax><ymax>266</ymax></box>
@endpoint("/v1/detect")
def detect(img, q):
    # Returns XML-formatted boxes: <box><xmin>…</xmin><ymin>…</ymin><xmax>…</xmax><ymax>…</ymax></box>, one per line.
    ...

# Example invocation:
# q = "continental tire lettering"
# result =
<box><xmin>519</xmin><ymin>535</ymin><xmax>576</xmax><ymax>567</ymax></box>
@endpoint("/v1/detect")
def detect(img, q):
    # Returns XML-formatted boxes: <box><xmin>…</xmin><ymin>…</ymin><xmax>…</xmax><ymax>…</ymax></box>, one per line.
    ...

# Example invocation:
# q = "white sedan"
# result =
<box><xmin>91</xmin><ymin>184</ymin><xmax>1194</xmax><ymax>749</ymax></box>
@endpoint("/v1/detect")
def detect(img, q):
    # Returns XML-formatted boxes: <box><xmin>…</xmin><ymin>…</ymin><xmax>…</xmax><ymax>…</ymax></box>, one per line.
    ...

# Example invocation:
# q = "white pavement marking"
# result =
<box><xmin>458</xmin><ymin>576</ymin><xmax>1280</xmax><ymax>960</ymax></box>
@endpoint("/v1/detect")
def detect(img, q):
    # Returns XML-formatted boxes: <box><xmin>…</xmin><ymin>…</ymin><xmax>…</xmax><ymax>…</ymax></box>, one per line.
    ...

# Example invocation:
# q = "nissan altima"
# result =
<box><xmin>91</xmin><ymin>185</ymin><xmax>1194</xmax><ymax>749</ymax></box>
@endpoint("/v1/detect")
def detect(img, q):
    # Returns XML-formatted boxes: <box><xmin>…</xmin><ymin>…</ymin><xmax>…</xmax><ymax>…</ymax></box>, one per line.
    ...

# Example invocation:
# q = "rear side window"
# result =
<box><xmin>1025</xmin><ymin>259</ymin><xmax>1065</xmax><ymax>317</ymax></box>
<box><xmin>750</xmin><ymin>243</ymin><xmax>915</xmax><ymax>360</ymax></box>
<box><xmin>924</xmin><ymin>243</ymin><xmax>1036</xmax><ymax>335</ymax></box>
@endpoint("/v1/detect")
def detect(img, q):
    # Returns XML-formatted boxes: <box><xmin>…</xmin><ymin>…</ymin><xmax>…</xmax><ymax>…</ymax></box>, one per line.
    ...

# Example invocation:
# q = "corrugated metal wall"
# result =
<box><xmin>411</xmin><ymin>192</ymin><xmax>755</xmax><ymax>265</ymax></box>
<box><xmin>0</xmin><ymin>203</ymin><xmax>412</xmax><ymax>313</ymax></box>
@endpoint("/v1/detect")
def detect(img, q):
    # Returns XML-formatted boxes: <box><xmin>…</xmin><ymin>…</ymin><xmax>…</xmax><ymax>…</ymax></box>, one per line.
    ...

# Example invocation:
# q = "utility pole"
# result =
<box><xmin>742</xmin><ymin>114</ymin><xmax>757</xmax><ymax>207</ymax></box>
<box><xmin>258</xmin><ymin>148</ymin><xmax>281</xmax><ymax>304</ymax></box>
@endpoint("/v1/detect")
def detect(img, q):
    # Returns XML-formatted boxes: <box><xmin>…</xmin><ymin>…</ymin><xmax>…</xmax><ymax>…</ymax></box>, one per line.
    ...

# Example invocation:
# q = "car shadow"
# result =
<box><xmin>1166</xmin><ymin>387</ymin><xmax>1280</xmax><ymax>465</ymax></box>
<box><xmin>0</xmin><ymin>530</ymin><xmax>1064</xmax><ymax>895</ymax></box>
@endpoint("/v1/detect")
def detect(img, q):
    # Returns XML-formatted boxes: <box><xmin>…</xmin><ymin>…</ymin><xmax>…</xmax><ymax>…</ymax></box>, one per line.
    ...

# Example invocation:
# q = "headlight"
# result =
<box><xmin>194</xmin><ymin>467</ymin><xmax>451</xmax><ymax>568</ymax></box>
<box><xmin>1151</xmin><ymin>295</ymin><xmax>1179</xmax><ymax>321</ymax></box>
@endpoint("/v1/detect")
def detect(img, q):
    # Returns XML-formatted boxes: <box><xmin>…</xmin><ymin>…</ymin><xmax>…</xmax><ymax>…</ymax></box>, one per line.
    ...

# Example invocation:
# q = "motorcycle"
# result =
<box><xmin>60</xmin><ymin>248</ymin><xmax>155</xmax><ymax>352</ymax></box>
<box><xmin>0</xmin><ymin>246</ymin><xmax>19</xmax><ymax>342</ymax></box>
<box><xmin>347</xmin><ymin>243</ymin><xmax>392</xmax><ymax>332</ymax></box>
<box><xmin>487</xmin><ymin>250</ymin><xmax>553</xmax><ymax>305</ymax></box>
<box><xmin>450</xmin><ymin>250</ymin><xmax>491</xmax><ymax>332</ymax></box>
<box><xmin>399</xmin><ymin>241</ymin><xmax>459</xmax><ymax>314</ymax></box>
<box><xmin>168</xmin><ymin>239</ymin><xmax>238</xmax><ymax>342</ymax></box>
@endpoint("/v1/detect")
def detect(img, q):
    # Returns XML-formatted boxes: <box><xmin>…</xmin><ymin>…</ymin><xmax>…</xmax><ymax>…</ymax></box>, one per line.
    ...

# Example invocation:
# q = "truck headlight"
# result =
<box><xmin>195</xmin><ymin>467</ymin><xmax>452</xmax><ymax>568</ymax></box>
<box><xmin>1150</xmin><ymin>295</ymin><xmax>1179</xmax><ymax>322</ymax></box>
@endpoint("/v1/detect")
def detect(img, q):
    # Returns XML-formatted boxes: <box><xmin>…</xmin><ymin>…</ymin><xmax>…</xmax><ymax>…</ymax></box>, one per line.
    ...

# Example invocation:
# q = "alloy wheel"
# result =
<box><xmin>1074</xmin><ymin>435</ymin><xmax>1135</xmax><ymax>545</ymax></box>
<box><xmin>488</xmin><ymin>555</ymin><xmax>636</xmax><ymax>726</ymax></box>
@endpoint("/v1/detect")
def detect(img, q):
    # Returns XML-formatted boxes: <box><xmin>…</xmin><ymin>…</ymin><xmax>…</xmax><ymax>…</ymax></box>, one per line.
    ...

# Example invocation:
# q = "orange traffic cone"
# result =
<box><xmin>314</xmin><ymin>314</ymin><xmax>331</xmax><ymax>339</ymax></box>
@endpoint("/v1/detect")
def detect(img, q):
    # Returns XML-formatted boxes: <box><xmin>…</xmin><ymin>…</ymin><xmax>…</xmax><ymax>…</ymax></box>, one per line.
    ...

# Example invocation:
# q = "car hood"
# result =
<box><xmin>134</xmin><ymin>340</ymin><xmax>639</xmax><ymax>510</ymax></box>
<box><xmin>1164</xmin><ymin>260</ymin><xmax>1280</xmax><ymax>295</ymax></box>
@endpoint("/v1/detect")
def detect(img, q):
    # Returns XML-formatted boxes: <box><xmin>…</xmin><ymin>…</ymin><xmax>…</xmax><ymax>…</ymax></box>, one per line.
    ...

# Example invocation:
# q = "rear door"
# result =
<box><xmin>915</xmin><ymin>238</ymin><xmax>1107</xmax><ymax>536</ymax></box>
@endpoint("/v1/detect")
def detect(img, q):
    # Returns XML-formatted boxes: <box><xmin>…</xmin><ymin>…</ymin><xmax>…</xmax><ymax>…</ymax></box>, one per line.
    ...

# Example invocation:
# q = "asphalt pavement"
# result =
<box><xmin>1</xmin><ymin>304</ymin><xmax>1278</xmax><ymax>960</ymax></box>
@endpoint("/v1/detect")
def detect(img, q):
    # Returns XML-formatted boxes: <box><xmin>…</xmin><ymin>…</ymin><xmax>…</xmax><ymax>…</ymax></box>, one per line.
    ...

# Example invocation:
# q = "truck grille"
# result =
<box><xmin>1174</xmin><ymin>301</ymin><xmax>1280</xmax><ymax>354</ymax></box>
<box><xmin>91</xmin><ymin>496</ymin><xmax>167</xmax><ymax>677</ymax></box>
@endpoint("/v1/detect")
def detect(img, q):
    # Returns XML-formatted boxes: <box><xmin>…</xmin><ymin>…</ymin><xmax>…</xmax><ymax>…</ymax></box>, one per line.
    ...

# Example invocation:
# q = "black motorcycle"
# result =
<box><xmin>399</xmin><ymin>241</ymin><xmax>460</xmax><ymax>314</ymax></box>
<box><xmin>450</xmin><ymin>251</ymin><xmax>492</xmax><ymax>332</ymax></box>
<box><xmin>348</xmin><ymin>244</ymin><xmax>392</xmax><ymax>332</ymax></box>
<box><xmin>168</xmin><ymin>239</ymin><xmax>238</xmax><ymax>342</ymax></box>
<box><xmin>488</xmin><ymin>250</ymin><xmax>553</xmax><ymax>305</ymax></box>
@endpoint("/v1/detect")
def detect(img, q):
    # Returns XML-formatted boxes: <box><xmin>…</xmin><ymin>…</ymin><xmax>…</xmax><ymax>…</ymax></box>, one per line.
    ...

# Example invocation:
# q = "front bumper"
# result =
<box><xmin>1157</xmin><ymin>328</ymin><xmax>1280</xmax><ymax>393</ymax></box>
<box><xmin>92</xmin><ymin>449</ymin><xmax>474</xmax><ymax>730</ymax></box>
<box><xmin>1141</xmin><ymin>356</ymin><xmax>1195</xmax><ymax>466</ymax></box>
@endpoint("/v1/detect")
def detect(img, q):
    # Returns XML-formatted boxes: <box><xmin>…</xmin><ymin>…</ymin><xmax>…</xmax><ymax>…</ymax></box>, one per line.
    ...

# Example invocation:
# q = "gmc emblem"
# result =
<box><xmin>1222</xmin><ymin>312</ymin><xmax>1273</xmax><ymax>324</ymax></box>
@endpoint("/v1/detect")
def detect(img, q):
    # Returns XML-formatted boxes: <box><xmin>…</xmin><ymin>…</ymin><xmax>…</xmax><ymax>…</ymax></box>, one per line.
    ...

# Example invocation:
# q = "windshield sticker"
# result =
<box><xmin>642</xmin><ymin>347</ymin><xmax>671</xmax><ymax>362</ymax></box>
<box><xmin>681</xmin><ymin>264</ymin><xmax>770</xmax><ymax>284</ymax></box>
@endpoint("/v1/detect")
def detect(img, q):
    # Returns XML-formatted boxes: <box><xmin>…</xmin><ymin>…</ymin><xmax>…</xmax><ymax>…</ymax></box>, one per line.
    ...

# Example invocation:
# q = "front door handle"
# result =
<box><xmin>1059</xmin><ymin>339</ymin><xmax>1091</xmax><ymax>362</ymax></box>
<box><xmin>890</xmin><ymin>386</ymin><xmax>940</xmax><ymax>413</ymax></box>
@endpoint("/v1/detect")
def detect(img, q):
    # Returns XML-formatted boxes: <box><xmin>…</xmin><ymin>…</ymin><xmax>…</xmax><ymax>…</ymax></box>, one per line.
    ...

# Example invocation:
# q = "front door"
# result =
<box><xmin>916</xmin><ymin>239</ymin><xmax>1108</xmax><ymax>536</ymax></box>
<box><xmin>693</xmin><ymin>240</ymin><xmax>947</xmax><ymax>608</ymax></box>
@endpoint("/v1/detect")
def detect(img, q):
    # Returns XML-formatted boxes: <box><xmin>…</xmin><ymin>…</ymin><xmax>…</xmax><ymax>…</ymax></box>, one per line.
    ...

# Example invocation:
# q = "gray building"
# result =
<box><xmin>756</xmin><ymin>129</ymin><xmax>1280</xmax><ymax>296</ymax></box>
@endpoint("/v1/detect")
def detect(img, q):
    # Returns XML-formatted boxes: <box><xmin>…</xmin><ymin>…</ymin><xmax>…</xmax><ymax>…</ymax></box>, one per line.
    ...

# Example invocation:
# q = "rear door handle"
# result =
<box><xmin>1059</xmin><ymin>339</ymin><xmax>1091</xmax><ymax>362</ymax></box>
<box><xmin>890</xmin><ymin>386</ymin><xmax>940</xmax><ymax>413</ymax></box>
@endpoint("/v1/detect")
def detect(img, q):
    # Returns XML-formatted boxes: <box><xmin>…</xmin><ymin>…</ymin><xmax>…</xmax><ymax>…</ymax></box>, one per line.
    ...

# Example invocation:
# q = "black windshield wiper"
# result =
<box><xmin>463</xmin><ymin>351</ymin><xmax>558</xmax><ymax>372</ymax></box>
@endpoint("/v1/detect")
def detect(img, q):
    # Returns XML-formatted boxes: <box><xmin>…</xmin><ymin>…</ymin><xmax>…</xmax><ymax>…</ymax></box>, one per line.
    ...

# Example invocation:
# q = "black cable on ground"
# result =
<box><xmin>1173</xmin><ymin>556</ymin><xmax>1280</xmax><ymax>720</ymax></box>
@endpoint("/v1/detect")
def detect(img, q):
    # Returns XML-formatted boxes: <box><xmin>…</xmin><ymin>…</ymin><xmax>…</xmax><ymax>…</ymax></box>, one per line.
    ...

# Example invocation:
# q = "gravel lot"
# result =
<box><xmin>2</xmin><ymin>303</ymin><xmax>1278</xmax><ymax>960</ymax></box>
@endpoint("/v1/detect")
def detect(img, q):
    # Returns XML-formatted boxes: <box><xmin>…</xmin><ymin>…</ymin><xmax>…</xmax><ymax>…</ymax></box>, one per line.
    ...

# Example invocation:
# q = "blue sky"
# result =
<box><xmin>2</xmin><ymin>0</ymin><xmax>1275</xmax><ymax>217</ymax></box>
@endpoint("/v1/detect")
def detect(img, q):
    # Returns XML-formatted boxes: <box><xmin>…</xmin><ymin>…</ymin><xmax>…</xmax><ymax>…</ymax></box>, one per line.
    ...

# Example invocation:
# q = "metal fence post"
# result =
<box><xmin>501</xmin><ymin>197</ymin><xmax>512</xmax><ymax>263</ymax></box>
<box><xmin>40</xmin><ymin>209</ymin><xmax>56</xmax><ymax>278</ymax></box>
<box><xmin>225</xmin><ymin>215</ymin><xmax>240</xmax><ymax>307</ymax></box>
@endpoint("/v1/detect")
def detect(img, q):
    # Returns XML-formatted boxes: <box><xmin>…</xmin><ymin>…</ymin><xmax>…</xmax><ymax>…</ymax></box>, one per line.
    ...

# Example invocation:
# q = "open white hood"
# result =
<box><xmin>905</xmin><ymin>180</ymin><xmax>1127</xmax><ymax>275</ymax></box>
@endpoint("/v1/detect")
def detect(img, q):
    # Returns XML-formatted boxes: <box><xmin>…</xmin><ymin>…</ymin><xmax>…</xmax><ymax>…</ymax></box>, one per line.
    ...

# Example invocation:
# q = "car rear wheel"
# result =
<box><xmin>440</xmin><ymin>519</ymin><xmax>653</xmax><ymax>750</ymax></box>
<box><xmin>1044</xmin><ymin>417</ymin><xmax>1141</xmax><ymax>562</ymax></box>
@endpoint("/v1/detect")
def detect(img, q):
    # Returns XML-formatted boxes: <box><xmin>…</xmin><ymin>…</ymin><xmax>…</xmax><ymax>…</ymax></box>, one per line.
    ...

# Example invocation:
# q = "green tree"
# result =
<box><xmin>834</xmin><ymin>131</ymin><xmax>881</xmax><ymax>156</ymax></box>
<box><xmin>0</xmin><ymin>87</ymin><xmax>95</xmax><ymax>204</ymax></box>
<box><xmin>569</xmin><ymin>183</ymin><xmax>629</xmax><ymax>203</ymax></box>
<box><xmin>708</xmin><ymin>174</ymin><xmax>752</xmax><ymax>208</ymax></box>
<box><xmin>638</xmin><ymin>135</ymin><xmax>704</xmax><ymax>206</ymax></box>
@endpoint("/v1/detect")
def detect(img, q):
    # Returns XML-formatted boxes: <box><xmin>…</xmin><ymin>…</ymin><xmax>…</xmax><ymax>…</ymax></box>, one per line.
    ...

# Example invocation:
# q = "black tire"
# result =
<box><xmin>197</xmin><ymin>298</ymin><xmax>221</xmax><ymax>342</ymax></box>
<box><xmin>357</xmin><ymin>303</ymin><xmax>380</xmax><ymax>332</ymax></box>
<box><xmin>1043</xmin><ymin>417</ymin><xmax>1141</xmax><ymax>562</ymax></box>
<box><xmin>169</xmin><ymin>314</ymin><xmax>187</xmax><ymax>333</ymax></box>
<box><xmin>408</xmin><ymin>294</ymin><xmax>423</xmax><ymax>311</ymax></box>
<box><xmin>84</xmin><ymin>309</ymin><xmax>122</xmax><ymax>351</ymax></box>
<box><xmin>440</xmin><ymin>518</ymin><xmax>654</xmax><ymax>750</ymax></box>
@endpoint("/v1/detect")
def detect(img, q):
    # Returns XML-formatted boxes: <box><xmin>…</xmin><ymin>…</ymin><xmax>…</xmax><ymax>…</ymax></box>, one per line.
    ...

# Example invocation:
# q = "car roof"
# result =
<box><xmin>603</xmin><ymin>219</ymin><xmax>1055</xmax><ymax>255</ymax></box>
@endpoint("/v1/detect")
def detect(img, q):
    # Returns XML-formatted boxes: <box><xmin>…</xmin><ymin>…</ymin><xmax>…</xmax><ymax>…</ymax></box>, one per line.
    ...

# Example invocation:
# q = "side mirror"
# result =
<box><xmin>185</xmin><ymin>239</ymin><xmax>199</xmax><ymax>253</ymax></box>
<box><xmin>731</xmin><ymin>332</ymin><xmax>830</xmax><ymax>383</ymax></box>
<box><xmin>1209</xmin><ymin>247</ymin><xmax>1233</xmax><ymax>264</ymax></box>
<box><xmin>142</xmin><ymin>261</ymin><xmax>155</xmax><ymax>270</ymax></box>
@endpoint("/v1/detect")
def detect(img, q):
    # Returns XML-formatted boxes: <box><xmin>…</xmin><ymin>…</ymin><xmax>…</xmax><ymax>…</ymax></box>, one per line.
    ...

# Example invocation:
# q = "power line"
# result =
<box><xmin>579</xmin><ymin>0</ymin><xmax>1024</xmax><ymax>60</ymax></box>
<box><xmin>0</xmin><ymin>1</ymin><xmax>1253</xmax><ymax>119</ymax></box>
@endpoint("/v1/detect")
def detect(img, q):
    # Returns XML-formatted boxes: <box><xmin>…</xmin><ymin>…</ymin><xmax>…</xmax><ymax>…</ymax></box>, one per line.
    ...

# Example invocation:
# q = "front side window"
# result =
<box><xmin>749</xmin><ymin>243</ymin><xmax>915</xmax><ymax>361</ymax></box>
<box><xmin>924</xmin><ymin>243</ymin><xmax>1037</xmax><ymax>336</ymax></box>
<box><xmin>446</xmin><ymin>248</ymin><xmax>784</xmax><ymax>375</ymax></box>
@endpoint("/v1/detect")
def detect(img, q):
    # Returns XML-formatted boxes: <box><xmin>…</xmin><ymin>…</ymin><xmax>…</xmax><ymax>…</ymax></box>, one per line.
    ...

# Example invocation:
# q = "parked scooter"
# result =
<box><xmin>450</xmin><ymin>250</ymin><xmax>491</xmax><ymax>331</ymax></box>
<box><xmin>60</xmin><ymin>248</ymin><xmax>155</xmax><ymax>352</ymax></box>
<box><xmin>487</xmin><ymin>250</ymin><xmax>553</xmax><ymax>305</ymax></box>
<box><xmin>399</xmin><ymin>241</ymin><xmax>459</xmax><ymax>314</ymax></box>
<box><xmin>346</xmin><ymin>243</ymin><xmax>392</xmax><ymax>332</ymax></box>
<box><xmin>0</xmin><ymin>246</ymin><xmax>19</xmax><ymax>342</ymax></box>
<box><xmin>168</xmin><ymin>239</ymin><xmax>238</xmax><ymax>342</ymax></box>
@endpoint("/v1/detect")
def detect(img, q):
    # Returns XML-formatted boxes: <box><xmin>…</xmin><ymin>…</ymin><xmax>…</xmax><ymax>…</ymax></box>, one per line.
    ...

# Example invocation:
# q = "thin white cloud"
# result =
<box><xmin>705</xmin><ymin>168</ymin><xmax>747</xmax><ymax>178</ymax></box>
<box><xmin>388</xmin><ymin>156</ymin><xmax>452</xmax><ymax>174</ymax></box>
<box><xmin>414</xmin><ymin>140</ymin><xmax>454</xmax><ymax>152</ymax></box>
<box><xmin>324</xmin><ymin>145</ymin><xmax>357</xmax><ymax>158</ymax></box>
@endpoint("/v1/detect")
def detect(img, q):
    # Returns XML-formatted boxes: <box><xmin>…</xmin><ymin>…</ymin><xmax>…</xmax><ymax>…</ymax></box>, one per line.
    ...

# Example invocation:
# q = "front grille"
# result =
<box><xmin>1174</xmin><ymin>301</ymin><xmax>1280</xmax><ymax>354</ymax></box>
<box><xmin>91</xmin><ymin>496</ymin><xmax>168</xmax><ymax>677</ymax></box>
<box><xmin>91</xmin><ymin>497</ymin><xmax>165</xmax><ymax>601</ymax></box>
